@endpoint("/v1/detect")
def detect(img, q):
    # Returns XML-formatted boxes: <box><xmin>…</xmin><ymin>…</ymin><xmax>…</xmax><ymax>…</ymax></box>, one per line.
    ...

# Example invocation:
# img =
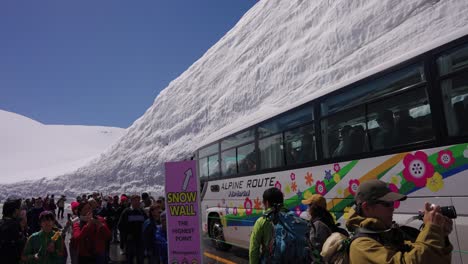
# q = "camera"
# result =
<box><xmin>418</xmin><ymin>205</ymin><xmax>457</xmax><ymax>219</ymax></box>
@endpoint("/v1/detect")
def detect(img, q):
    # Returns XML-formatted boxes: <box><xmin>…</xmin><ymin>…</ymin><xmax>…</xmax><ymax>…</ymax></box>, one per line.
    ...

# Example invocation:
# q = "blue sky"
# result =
<box><xmin>0</xmin><ymin>0</ymin><xmax>257</xmax><ymax>128</ymax></box>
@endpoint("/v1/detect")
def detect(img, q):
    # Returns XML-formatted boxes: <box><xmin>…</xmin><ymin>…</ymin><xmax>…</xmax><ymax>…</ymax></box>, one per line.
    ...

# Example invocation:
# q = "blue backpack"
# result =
<box><xmin>262</xmin><ymin>208</ymin><xmax>312</xmax><ymax>264</ymax></box>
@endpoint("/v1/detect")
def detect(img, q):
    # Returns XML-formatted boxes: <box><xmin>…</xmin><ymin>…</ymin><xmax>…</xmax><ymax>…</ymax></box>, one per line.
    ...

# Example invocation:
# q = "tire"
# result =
<box><xmin>209</xmin><ymin>217</ymin><xmax>231</xmax><ymax>251</ymax></box>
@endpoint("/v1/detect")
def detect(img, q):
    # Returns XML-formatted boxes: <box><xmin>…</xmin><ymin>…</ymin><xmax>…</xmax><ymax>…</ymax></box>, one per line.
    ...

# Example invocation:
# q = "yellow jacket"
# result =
<box><xmin>345</xmin><ymin>208</ymin><xmax>453</xmax><ymax>264</ymax></box>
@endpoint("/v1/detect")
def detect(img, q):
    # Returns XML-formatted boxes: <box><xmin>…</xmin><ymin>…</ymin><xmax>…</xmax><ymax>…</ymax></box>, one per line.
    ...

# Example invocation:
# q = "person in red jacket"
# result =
<box><xmin>72</xmin><ymin>201</ymin><xmax>111</xmax><ymax>264</ymax></box>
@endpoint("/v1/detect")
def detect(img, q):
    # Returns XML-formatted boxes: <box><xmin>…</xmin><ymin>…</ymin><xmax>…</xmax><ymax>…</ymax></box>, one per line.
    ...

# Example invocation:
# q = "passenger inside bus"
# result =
<box><xmin>373</xmin><ymin>110</ymin><xmax>396</xmax><ymax>150</ymax></box>
<box><xmin>332</xmin><ymin>125</ymin><xmax>352</xmax><ymax>157</ymax></box>
<box><xmin>348</xmin><ymin>125</ymin><xmax>366</xmax><ymax>154</ymax></box>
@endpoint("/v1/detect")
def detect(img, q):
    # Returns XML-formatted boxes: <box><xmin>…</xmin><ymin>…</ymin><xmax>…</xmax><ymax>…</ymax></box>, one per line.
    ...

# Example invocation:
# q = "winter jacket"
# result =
<box><xmin>22</xmin><ymin>230</ymin><xmax>64</xmax><ymax>264</ymax></box>
<box><xmin>309</xmin><ymin>219</ymin><xmax>333</xmax><ymax>263</ymax></box>
<box><xmin>346</xmin><ymin>208</ymin><xmax>453</xmax><ymax>264</ymax></box>
<box><xmin>0</xmin><ymin>217</ymin><xmax>25</xmax><ymax>264</ymax></box>
<box><xmin>142</xmin><ymin>218</ymin><xmax>160</xmax><ymax>256</ymax></box>
<box><xmin>72</xmin><ymin>216</ymin><xmax>111</xmax><ymax>257</ymax></box>
<box><xmin>249</xmin><ymin>212</ymin><xmax>275</xmax><ymax>264</ymax></box>
<box><xmin>118</xmin><ymin>207</ymin><xmax>147</xmax><ymax>243</ymax></box>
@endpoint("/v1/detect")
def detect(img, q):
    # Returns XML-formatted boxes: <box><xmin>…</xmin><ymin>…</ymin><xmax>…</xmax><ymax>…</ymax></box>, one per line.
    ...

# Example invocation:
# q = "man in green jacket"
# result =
<box><xmin>346</xmin><ymin>179</ymin><xmax>453</xmax><ymax>264</ymax></box>
<box><xmin>249</xmin><ymin>187</ymin><xmax>283</xmax><ymax>264</ymax></box>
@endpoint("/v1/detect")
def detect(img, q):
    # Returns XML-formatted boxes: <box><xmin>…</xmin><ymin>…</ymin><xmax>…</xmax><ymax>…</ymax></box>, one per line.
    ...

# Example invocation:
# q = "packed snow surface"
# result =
<box><xmin>2</xmin><ymin>0</ymin><xmax>468</xmax><ymax>199</ymax></box>
<box><xmin>0</xmin><ymin>110</ymin><xmax>125</xmax><ymax>184</ymax></box>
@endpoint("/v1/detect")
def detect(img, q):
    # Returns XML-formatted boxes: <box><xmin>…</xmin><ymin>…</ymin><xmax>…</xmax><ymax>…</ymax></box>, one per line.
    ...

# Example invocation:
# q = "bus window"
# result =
<box><xmin>259</xmin><ymin>134</ymin><xmax>284</xmax><ymax>170</ymax></box>
<box><xmin>437</xmin><ymin>43</ymin><xmax>468</xmax><ymax>137</ymax></box>
<box><xmin>208</xmin><ymin>154</ymin><xmax>220</xmax><ymax>177</ymax></box>
<box><xmin>321</xmin><ymin>64</ymin><xmax>425</xmax><ymax>116</ymax></box>
<box><xmin>221</xmin><ymin>129</ymin><xmax>255</xmax><ymax>150</ymax></box>
<box><xmin>258</xmin><ymin>105</ymin><xmax>314</xmax><ymax>138</ymax></box>
<box><xmin>199</xmin><ymin>157</ymin><xmax>209</xmax><ymax>180</ymax></box>
<box><xmin>321</xmin><ymin>106</ymin><xmax>368</xmax><ymax>158</ymax></box>
<box><xmin>285</xmin><ymin>123</ymin><xmax>316</xmax><ymax>165</ymax></box>
<box><xmin>367</xmin><ymin>87</ymin><xmax>433</xmax><ymax>150</ymax></box>
<box><xmin>221</xmin><ymin>149</ymin><xmax>237</xmax><ymax>177</ymax></box>
<box><xmin>437</xmin><ymin>43</ymin><xmax>468</xmax><ymax>75</ymax></box>
<box><xmin>238</xmin><ymin>143</ymin><xmax>256</xmax><ymax>174</ymax></box>
<box><xmin>199</xmin><ymin>143</ymin><xmax>218</xmax><ymax>157</ymax></box>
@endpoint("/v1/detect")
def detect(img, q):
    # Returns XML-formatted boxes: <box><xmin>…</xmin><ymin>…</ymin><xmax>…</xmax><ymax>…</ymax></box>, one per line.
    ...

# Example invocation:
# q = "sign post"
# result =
<box><xmin>164</xmin><ymin>160</ymin><xmax>202</xmax><ymax>264</ymax></box>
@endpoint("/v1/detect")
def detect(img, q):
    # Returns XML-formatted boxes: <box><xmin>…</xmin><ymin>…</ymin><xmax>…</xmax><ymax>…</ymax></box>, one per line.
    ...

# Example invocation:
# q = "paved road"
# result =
<box><xmin>202</xmin><ymin>237</ymin><xmax>249</xmax><ymax>264</ymax></box>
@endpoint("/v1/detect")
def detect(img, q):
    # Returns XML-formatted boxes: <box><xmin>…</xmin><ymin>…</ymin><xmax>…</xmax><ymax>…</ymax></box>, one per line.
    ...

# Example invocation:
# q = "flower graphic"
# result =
<box><xmin>333</xmin><ymin>163</ymin><xmax>341</xmax><ymax>173</ymax></box>
<box><xmin>254</xmin><ymin>197</ymin><xmax>262</xmax><ymax>211</ymax></box>
<box><xmin>294</xmin><ymin>206</ymin><xmax>302</xmax><ymax>217</ymax></box>
<box><xmin>225</xmin><ymin>206</ymin><xmax>230</xmax><ymax>215</ymax></box>
<box><xmin>285</xmin><ymin>184</ymin><xmax>291</xmax><ymax>194</ymax></box>
<box><xmin>305</xmin><ymin>172</ymin><xmax>313</xmax><ymax>186</ymax></box>
<box><xmin>426</xmin><ymin>172</ymin><xmax>444</xmax><ymax>192</ymax></box>
<box><xmin>244</xmin><ymin>197</ymin><xmax>253</xmax><ymax>215</ymax></box>
<box><xmin>296</xmin><ymin>189</ymin><xmax>303</xmax><ymax>199</ymax></box>
<box><xmin>388</xmin><ymin>183</ymin><xmax>401</xmax><ymax>208</ymax></box>
<box><xmin>290</xmin><ymin>173</ymin><xmax>296</xmax><ymax>181</ymax></box>
<box><xmin>315</xmin><ymin>180</ymin><xmax>327</xmax><ymax>195</ymax></box>
<box><xmin>437</xmin><ymin>150</ymin><xmax>455</xmax><ymax>169</ymax></box>
<box><xmin>402</xmin><ymin>151</ymin><xmax>434</xmax><ymax>187</ymax></box>
<box><xmin>336</xmin><ymin>186</ymin><xmax>344</xmax><ymax>198</ymax></box>
<box><xmin>324</xmin><ymin>170</ymin><xmax>333</xmax><ymax>182</ymax></box>
<box><xmin>233</xmin><ymin>207</ymin><xmax>238</xmax><ymax>216</ymax></box>
<box><xmin>238</xmin><ymin>205</ymin><xmax>245</xmax><ymax>217</ymax></box>
<box><xmin>222</xmin><ymin>198</ymin><xmax>226</xmax><ymax>204</ymax></box>
<box><xmin>275</xmin><ymin>181</ymin><xmax>282</xmax><ymax>190</ymax></box>
<box><xmin>343</xmin><ymin>207</ymin><xmax>352</xmax><ymax>220</ymax></box>
<box><xmin>291</xmin><ymin>181</ymin><xmax>297</xmax><ymax>192</ymax></box>
<box><xmin>333</xmin><ymin>173</ymin><xmax>341</xmax><ymax>184</ymax></box>
<box><xmin>348</xmin><ymin>179</ymin><xmax>360</xmax><ymax>196</ymax></box>
<box><xmin>303</xmin><ymin>190</ymin><xmax>312</xmax><ymax>200</ymax></box>
<box><xmin>390</xmin><ymin>175</ymin><xmax>402</xmax><ymax>189</ymax></box>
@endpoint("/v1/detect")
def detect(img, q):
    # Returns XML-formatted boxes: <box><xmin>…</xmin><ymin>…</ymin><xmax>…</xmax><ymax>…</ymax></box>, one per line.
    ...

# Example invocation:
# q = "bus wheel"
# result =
<box><xmin>210</xmin><ymin>218</ymin><xmax>231</xmax><ymax>251</ymax></box>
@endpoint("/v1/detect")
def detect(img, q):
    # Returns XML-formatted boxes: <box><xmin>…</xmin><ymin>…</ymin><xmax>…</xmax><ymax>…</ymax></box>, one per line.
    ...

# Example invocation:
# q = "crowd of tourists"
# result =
<box><xmin>0</xmin><ymin>192</ymin><xmax>168</xmax><ymax>264</ymax></box>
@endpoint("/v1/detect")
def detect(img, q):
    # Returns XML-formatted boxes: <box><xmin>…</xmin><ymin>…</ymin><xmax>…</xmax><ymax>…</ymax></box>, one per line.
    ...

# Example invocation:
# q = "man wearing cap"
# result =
<box><xmin>346</xmin><ymin>179</ymin><xmax>453</xmax><ymax>263</ymax></box>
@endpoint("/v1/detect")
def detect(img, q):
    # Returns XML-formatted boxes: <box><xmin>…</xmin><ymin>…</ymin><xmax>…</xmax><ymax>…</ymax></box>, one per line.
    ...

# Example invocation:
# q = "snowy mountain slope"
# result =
<box><xmin>0</xmin><ymin>110</ymin><xmax>125</xmax><ymax>184</ymax></box>
<box><xmin>1</xmin><ymin>0</ymin><xmax>468</xmax><ymax>199</ymax></box>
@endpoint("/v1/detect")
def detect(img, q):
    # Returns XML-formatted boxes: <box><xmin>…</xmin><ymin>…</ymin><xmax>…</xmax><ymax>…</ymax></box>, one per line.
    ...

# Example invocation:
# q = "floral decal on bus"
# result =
<box><xmin>244</xmin><ymin>197</ymin><xmax>253</xmax><ymax>215</ymax></box>
<box><xmin>437</xmin><ymin>150</ymin><xmax>455</xmax><ymax>168</ymax></box>
<box><xmin>315</xmin><ymin>180</ymin><xmax>326</xmax><ymax>195</ymax></box>
<box><xmin>218</xmin><ymin>143</ymin><xmax>468</xmax><ymax>228</ymax></box>
<box><xmin>348</xmin><ymin>179</ymin><xmax>360</xmax><ymax>196</ymax></box>
<box><xmin>402</xmin><ymin>151</ymin><xmax>434</xmax><ymax>187</ymax></box>
<box><xmin>426</xmin><ymin>172</ymin><xmax>444</xmax><ymax>192</ymax></box>
<box><xmin>305</xmin><ymin>172</ymin><xmax>313</xmax><ymax>186</ymax></box>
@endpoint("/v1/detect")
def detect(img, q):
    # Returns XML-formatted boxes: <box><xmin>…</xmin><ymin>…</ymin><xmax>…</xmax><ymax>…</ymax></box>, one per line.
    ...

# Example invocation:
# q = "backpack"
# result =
<box><xmin>320</xmin><ymin>228</ymin><xmax>385</xmax><ymax>264</ymax></box>
<box><xmin>262</xmin><ymin>208</ymin><xmax>312</xmax><ymax>264</ymax></box>
<box><xmin>308</xmin><ymin>220</ymin><xmax>349</xmax><ymax>263</ymax></box>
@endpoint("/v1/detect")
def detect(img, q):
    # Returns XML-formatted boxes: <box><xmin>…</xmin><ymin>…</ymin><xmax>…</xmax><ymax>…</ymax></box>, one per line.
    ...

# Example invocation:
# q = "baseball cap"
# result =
<box><xmin>356</xmin><ymin>179</ymin><xmax>406</xmax><ymax>204</ymax></box>
<box><xmin>301</xmin><ymin>194</ymin><xmax>327</xmax><ymax>209</ymax></box>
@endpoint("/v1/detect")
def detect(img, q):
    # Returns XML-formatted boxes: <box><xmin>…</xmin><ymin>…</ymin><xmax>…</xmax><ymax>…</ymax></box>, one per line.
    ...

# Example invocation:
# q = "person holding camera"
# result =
<box><xmin>72</xmin><ymin>201</ymin><xmax>111</xmax><ymax>264</ymax></box>
<box><xmin>346</xmin><ymin>179</ymin><xmax>453</xmax><ymax>264</ymax></box>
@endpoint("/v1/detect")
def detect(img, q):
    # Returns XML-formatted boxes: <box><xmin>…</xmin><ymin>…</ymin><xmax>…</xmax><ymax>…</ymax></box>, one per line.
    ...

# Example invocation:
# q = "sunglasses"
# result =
<box><xmin>372</xmin><ymin>200</ymin><xmax>394</xmax><ymax>208</ymax></box>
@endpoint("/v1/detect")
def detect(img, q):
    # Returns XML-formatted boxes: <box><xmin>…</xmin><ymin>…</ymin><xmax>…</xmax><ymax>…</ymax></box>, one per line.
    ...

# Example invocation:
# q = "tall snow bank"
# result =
<box><xmin>2</xmin><ymin>0</ymin><xmax>468</xmax><ymax>199</ymax></box>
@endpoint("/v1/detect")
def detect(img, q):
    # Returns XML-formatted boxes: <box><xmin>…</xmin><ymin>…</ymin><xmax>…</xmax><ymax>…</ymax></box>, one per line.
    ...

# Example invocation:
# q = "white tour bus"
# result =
<box><xmin>198</xmin><ymin>33</ymin><xmax>468</xmax><ymax>263</ymax></box>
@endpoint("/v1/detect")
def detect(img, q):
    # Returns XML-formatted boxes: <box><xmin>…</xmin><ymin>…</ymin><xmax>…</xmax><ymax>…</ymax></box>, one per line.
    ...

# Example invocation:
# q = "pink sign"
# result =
<box><xmin>164</xmin><ymin>160</ymin><xmax>202</xmax><ymax>264</ymax></box>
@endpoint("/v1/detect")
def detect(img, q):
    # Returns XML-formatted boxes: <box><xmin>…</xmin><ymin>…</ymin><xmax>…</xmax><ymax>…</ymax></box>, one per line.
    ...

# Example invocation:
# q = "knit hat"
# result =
<box><xmin>301</xmin><ymin>194</ymin><xmax>327</xmax><ymax>209</ymax></box>
<box><xmin>71</xmin><ymin>201</ymin><xmax>80</xmax><ymax>212</ymax></box>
